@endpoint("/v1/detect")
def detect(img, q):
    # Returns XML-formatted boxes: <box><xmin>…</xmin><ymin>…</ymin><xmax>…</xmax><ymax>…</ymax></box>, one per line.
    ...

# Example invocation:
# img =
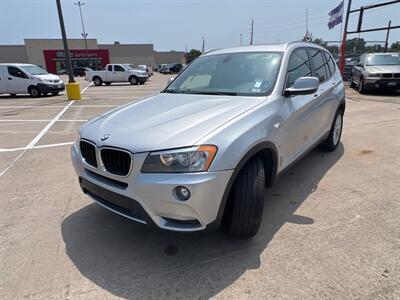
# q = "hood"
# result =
<box><xmin>365</xmin><ymin>65</ymin><xmax>400</xmax><ymax>73</ymax></box>
<box><xmin>81</xmin><ymin>93</ymin><xmax>265</xmax><ymax>152</ymax></box>
<box><xmin>34</xmin><ymin>73</ymin><xmax>62</xmax><ymax>81</ymax></box>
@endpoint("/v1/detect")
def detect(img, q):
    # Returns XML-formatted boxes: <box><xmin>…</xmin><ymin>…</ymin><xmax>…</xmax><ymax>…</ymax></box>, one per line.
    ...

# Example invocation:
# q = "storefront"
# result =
<box><xmin>43</xmin><ymin>49</ymin><xmax>110</xmax><ymax>74</ymax></box>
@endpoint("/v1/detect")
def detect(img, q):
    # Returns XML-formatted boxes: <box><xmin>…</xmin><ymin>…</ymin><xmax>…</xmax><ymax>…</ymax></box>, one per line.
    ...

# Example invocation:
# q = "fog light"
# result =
<box><xmin>175</xmin><ymin>186</ymin><xmax>191</xmax><ymax>201</ymax></box>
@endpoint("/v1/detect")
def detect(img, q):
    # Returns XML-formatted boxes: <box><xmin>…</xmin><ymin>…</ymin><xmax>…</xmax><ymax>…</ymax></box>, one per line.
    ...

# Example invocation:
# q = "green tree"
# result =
<box><xmin>312</xmin><ymin>37</ymin><xmax>339</xmax><ymax>56</ymax></box>
<box><xmin>391</xmin><ymin>42</ymin><xmax>400</xmax><ymax>51</ymax></box>
<box><xmin>345</xmin><ymin>38</ymin><xmax>366</xmax><ymax>56</ymax></box>
<box><xmin>186</xmin><ymin>49</ymin><xmax>202</xmax><ymax>63</ymax></box>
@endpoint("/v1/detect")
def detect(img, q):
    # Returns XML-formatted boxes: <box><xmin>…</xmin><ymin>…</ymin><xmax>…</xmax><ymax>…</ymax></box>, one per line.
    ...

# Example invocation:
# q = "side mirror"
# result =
<box><xmin>285</xmin><ymin>77</ymin><xmax>319</xmax><ymax>96</ymax></box>
<box><xmin>167</xmin><ymin>77</ymin><xmax>175</xmax><ymax>84</ymax></box>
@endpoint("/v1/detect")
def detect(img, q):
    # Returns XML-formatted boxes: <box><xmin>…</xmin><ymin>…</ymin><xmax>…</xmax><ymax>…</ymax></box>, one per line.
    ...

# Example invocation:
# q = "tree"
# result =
<box><xmin>186</xmin><ymin>49</ymin><xmax>202</xmax><ymax>63</ymax></box>
<box><xmin>391</xmin><ymin>42</ymin><xmax>400</xmax><ymax>51</ymax></box>
<box><xmin>345</xmin><ymin>38</ymin><xmax>366</xmax><ymax>56</ymax></box>
<box><xmin>312</xmin><ymin>37</ymin><xmax>339</xmax><ymax>56</ymax></box>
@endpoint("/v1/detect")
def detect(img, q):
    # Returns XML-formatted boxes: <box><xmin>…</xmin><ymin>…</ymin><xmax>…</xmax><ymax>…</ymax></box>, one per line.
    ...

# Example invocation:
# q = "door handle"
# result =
<box><xmin>8</xmin><ymin>77</ymin><xmax>12</xmax><ymax>80</ymax></box>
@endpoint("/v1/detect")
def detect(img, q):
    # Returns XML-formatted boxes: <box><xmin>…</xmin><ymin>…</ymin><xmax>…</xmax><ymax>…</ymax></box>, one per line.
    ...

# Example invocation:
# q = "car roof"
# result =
<box><xmin>203</xmin><ymin>41</ymin><xmax>327</xmax><ymax>56</ymax></box>
<box><xmin>366</xmin><ymin>52</ymin><xmax>399</xmax><ymax>55</ymax></box>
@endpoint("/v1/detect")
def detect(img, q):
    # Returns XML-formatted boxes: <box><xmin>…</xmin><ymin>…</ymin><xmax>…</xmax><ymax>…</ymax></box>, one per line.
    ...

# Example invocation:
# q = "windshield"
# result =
<box><xmin>164</xmin><ymin>52</ymin><xmax>283</xmax><ymax>96</ymax></box>
<box><xmin>366</xmin><ymin>54</ymin><xmax>400</xmax><ymax>66</ymax></box>
<box><xmin>122</xmin><ymin>64</ymin><xmax>135</xmax><ymax>70</ymax></box>
<box><xmin>20</xmin><ymin>65</ymin><xmax>48</xmax><ymax>75</ymax></box>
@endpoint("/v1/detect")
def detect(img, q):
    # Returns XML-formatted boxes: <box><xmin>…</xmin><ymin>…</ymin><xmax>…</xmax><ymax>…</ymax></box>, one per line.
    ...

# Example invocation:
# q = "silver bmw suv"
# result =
<box><xmin>71</xmin><ymin>42</ymin><xmax>345</xmax><ymax>237</ymax></box>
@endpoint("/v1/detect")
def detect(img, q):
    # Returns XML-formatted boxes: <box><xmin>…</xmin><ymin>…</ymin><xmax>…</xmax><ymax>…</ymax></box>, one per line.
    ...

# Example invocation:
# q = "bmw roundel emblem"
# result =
<box><xmin>100</xmin><ymin>134</ymin><xmax>110</xmax><ymax>141</ymax></box>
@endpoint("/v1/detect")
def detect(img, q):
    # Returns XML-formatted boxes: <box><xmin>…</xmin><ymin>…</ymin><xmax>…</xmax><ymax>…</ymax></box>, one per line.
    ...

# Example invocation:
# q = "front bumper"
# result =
<box><xmin>364</xmin><ymin>78</ymin><xmax>400</xmax><ymax>90</ymax></box>
<box><xmin>137</xmin><ymin>76</ymin><xmax>148</xmax><ymax>83</ymax></box>
<box><xmin>37</xmin><ymin>83</ymin><xmax>65</xmax><ymax>93</ymax></box>
<box><xmin>71</xmin><ymin>144</ymin><xmax>233</xmax><ymax>232</ymax></box>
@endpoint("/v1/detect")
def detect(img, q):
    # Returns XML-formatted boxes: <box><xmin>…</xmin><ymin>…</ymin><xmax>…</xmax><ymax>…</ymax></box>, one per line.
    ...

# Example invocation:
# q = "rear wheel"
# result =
<box><xmin>224</xmin><ymin>156</ymin><xmax>265</xmax><ymax>237</ymax></box>
<box><xmin>319</xmin><ymin>108</ymin><xmax>343</xmax><ymax>151</ymax></box>
<box><xmin>93</xmin><ymin>77</ymin><xmax>102</xmax><ymax>86</ymax></box>
<box><xmin>129</xmin><ymin>76</ymin><xmax>138</xmax><ymax>85</ymax></box>
<box><xmin>28</xmin><ymin>86</ymin><xmax>40</xmax><ymax>98</ymax></box>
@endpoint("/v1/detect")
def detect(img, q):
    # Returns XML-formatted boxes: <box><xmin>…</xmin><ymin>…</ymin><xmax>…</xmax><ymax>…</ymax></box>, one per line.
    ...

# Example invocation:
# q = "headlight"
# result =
<box><xmin>368</xmin><ymin>73</ymin><xmax>380</xmax><ymax>78</ymax></box>
<box><xmin>141</xmin><ymin>145</ymin><xmax>217</xmax><ymax>173</ymax></box>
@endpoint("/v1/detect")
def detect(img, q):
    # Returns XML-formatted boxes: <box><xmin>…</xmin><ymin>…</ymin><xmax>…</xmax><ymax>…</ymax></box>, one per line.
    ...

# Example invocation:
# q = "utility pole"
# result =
<box><xmin>250</xmin><ymin>19</ymin><xmax>254</xmax><ymax>45</ymax></box>
<box><xmin>240</xmin><ymin>33</ymin><xmax>243</xmax><ymax>46</ymax></box>
<box><xmin>384</xmin><ymin>20</ymin><xmax>392</xmax><ymax>52</ymax></box>
<box><xmin>306</xmin><ymin>9</ymin><xmax>308</xmax><ymax>33</ymax></box>
<box><xmin>74</xmin><ymin>1</ymin><xmax>88</xmax><ymax>67</ymax></box>
<box><xmin>339</xmin><ymin>0</ymin><xmax>352</xmax><ymax>75</ymax></box>
<box><xmin>202</xmin><ymin>37</ymin><xmax>205</xmax><ymax>53</ymax></box>
<box><xmin>56</xmin><ymin>0</ymin><xmax>81</xmax><ymax>100</ymax></box>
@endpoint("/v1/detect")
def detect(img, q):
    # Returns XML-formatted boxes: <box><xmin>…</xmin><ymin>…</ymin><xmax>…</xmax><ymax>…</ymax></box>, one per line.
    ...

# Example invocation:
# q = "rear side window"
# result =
<box><xmin>114</xmin><ymin>65</ymin><xmax>125</xmax><ymax>72</ymax></box>
<box><xmin>107</xmin><ymin>65</ymin><xmax>112</xmax><ymax>71</ymax></box>
<box><xmin>7</xmin><ymin>66</ymin><xmax>27</xmax><ymax>78</ymax></box>
<box><xmin>286</xmin><ymin>49</ymin><xmax>312</xmax><ymax>88</ymax></box>
<box><xmin>324</xmin><ymin>52</ymin><xmax>336</xmax><ymax>77</ymax></box>
<box><xmin>309</xmin><ymin>49</ymin><xmax>330</xmax><ymax>83</ymax></box>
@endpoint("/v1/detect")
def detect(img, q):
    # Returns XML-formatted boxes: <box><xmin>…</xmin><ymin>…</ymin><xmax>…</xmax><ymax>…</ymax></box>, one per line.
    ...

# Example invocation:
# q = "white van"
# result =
<box><xmin>0</xmin><ymin>64</ymin><xmax>65</xmax><ymax>97</ymax></box>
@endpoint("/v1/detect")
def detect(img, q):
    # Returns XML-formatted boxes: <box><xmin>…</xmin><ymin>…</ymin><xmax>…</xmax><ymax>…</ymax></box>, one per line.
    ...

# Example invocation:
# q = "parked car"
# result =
<box><xmin>159</xmin><ymin>64</ymin><xmax>173</xmax><ymax>74</ymax></box>
<box><xmin>155</xmin><ymin>64</ymin><xmax>166</xmax><ymax>72</ymax></box>
<box><xmin>72</xmin><ymin>42</ymin><xmax>345</xmax><ymax>237</ymax></box>
<box><xmin>0</xmin><ymin>63</ymin><xmax>64</xmax><ymax>97</ymax></box>
<box><xmin>170</xmin><ymin>63</ymin><xmax>184</xmax><ymax>73</ymax></box>
<box><xmin>85</xmin><ymin>64</ymin><xmax>148</xmax><ymax>86</ymax></box>
<box><xmin>73</xmin><ymin>67</ymin><xmax>92</xmax><ymax>77</ymax></box>
<box><xmin>138</xmin><ymin>64</ymin><xmax>153</xmax><ymax>76</ymax></box>
<box><xmin>350</xmin><ymin>53</ymin><xmax>400</xmax><ymax>93</ymax></box>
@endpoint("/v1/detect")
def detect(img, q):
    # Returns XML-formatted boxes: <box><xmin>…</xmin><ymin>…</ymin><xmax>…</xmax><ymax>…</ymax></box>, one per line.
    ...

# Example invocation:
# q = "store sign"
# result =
<box><xmin>43</xmin><ymin>49</ymin><xmax>110</xmax><ymax>74</ymax></box>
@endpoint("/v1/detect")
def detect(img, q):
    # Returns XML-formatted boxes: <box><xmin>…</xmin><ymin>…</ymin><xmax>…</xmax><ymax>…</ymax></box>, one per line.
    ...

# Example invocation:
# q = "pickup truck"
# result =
<box><xmin>85</xmin><ymin>64</ymin><xmax>148</xmax><ymax>86</ymax></box>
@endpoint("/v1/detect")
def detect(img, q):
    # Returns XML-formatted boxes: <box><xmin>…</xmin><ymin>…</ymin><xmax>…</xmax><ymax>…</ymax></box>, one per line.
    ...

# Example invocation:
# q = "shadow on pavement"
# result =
<box><xmin>62</xmin><ymin>144</ymin><xmax>344</xmax><ymax>299</ymax></box>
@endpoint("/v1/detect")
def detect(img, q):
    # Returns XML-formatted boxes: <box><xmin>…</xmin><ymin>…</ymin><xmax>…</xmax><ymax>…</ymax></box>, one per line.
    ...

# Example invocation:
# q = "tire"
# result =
<box><xmin>129</xmin><ymin>76</ymin><xmax>138</xmax><ymax>85</ymax></box>
<box><xmin>93</xmin><ymin>77</ymin><xmax>102</xmax><ymax>86</ymax></box>
<box><xmin>51</xmin><ymin>92</ymin><xmax>59</xmax><ymax>96</ymax></box>
<box><xmin>349</xmin><ymin>74</ymin><xmax>355</xmax><ymax>88</ymax></box>
<box><xmin>42</xmin><ymin>92</ymin><xmax>48</xmax><ymax>96</ymax></box>
<box><xmin>224</xmin><ymin>156</ymin><xmax>265</xmax><ymax>237</ymax></box>
<box><xmin>105</xmin><ymin>82</ymin><xmax>111</xmax><ymax>86</ymax></box>
<box><xmin>28</xmin><ymin>86</ymin><xmax>40</xmax><ymax>98</ymax></box>
<box><xmin>319</xmin><ymin>108</ymin><xmax>344</xmax><ymax>152</ymax></box>
<box><xmin>358</xmin><ymin>77</ymin><xmax>366</xmax><ymax>94</ymax></box>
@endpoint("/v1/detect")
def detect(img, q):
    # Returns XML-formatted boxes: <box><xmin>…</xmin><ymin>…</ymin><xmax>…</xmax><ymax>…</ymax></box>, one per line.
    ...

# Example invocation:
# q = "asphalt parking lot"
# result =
<box><xmin>0</xmin><ymin>74</ymin><xmax>399</xmax><ymax>299</ymax></box>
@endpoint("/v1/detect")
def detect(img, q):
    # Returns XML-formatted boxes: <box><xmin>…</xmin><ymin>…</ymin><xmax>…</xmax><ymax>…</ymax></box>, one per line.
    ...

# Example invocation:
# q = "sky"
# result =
<box><xmin>1</xmin><ymin>0</ymin><xmax>399</xmax><ymax>52</ymax></box>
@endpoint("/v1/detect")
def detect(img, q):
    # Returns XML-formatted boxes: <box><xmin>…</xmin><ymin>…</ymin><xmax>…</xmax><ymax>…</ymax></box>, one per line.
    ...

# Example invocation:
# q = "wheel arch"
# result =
<box><xmin>208</xmin><ymin>141</ymin><xmax>279</xmax><ymax>230</ymax></box>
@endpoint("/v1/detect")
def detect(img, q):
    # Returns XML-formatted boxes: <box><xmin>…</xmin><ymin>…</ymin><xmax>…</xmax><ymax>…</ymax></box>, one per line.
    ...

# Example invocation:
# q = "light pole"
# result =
<box><xmin>56</xmin><ymin>0</ymin><xmax>81</xmax><ymax>100</ymax></box>
<box><xmin>74</xmin><ymin>1</ymin><xmax>88</xmax><ymax>67</ymax></box>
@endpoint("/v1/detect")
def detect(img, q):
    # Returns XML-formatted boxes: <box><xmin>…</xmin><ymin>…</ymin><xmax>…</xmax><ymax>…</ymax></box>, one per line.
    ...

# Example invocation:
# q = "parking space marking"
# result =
<box><xmin>0</xmin><ymin>119</ymin><xmax>87</xmax><ymax>122</ymax></box>
<box><xmin>0</xmin><ymin>142</ymin><xmax>74</xmax><ymax>153</ymax></box>
<box><xmin>0</xmin><ymin>83</ymin><xmax>92</xmax><ymax>177</ymax></box>
<box><xmin>0</xmin><ymin>105</ymin><xmax>118</xmax><ymax>108</ymax></box>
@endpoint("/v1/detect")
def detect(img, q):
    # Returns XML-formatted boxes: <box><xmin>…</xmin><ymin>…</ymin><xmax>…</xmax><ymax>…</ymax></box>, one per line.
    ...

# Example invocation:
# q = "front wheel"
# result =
<box><xmin>319</xmin><ymin>109</ymin><xmax>343</xmax><ymax>151</ymax></box>
<box><xmin>29</xmin><ymin>86</ymin><xmax>40</xmax><ymax>98</ymax></box>
<box><xmin>93</xmin><ymin>77</ymin><xmax>102</xmax><ymax>86</ymax></box>
<box><xmin>129</xmin><ymin>76</ymin><xmax>138</xmax><ymax>85</ymax></box>
<box><xmin>349</xmin><ymin>74</ymin><xmax>355</xmax><ymax>88</ymax></box>
<box><xmin>224</xmin><ymin>156</ymin><xmax>265</xmax><ymax>237</ymax></box>
<box><xmin>358</xmin><ymin>77</ymin><xmax>366</xmax><ymax>94</ymax></box>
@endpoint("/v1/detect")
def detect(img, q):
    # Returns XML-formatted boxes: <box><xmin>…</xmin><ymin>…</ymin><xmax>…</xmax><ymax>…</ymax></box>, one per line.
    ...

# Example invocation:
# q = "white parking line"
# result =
<box><xmin>0</xmin><ymin>105</ymin><xmax>118</xmax><ymax>108</ymax></box>
<box><xmin>0</xmin><ymin>142</ymin><xmax>74</xmax><ymax>153</ymax></box>
<box><xmin>0</xmin><ymin>82</ymin><xmax>92</xmax><ymax>177</ymax></box>
<box><xmin>0</xmin><ymin>119</ymin><xmax>88</xmax><ymax>122</ymax></box>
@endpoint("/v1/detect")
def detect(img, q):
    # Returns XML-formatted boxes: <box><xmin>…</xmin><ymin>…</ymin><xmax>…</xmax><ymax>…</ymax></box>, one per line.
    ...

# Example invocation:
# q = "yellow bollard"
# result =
<box><xmin>66</xmin><ymin>82</ymin><xmax>81</xmax><ymax>100</ymax></box>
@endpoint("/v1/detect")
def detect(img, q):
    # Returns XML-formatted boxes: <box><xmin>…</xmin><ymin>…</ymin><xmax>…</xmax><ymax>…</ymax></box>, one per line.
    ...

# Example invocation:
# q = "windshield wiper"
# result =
<box><xmin>162</xmin><ymin>89</ymin><xmax>179</xmax><ymax>93</ymax></box>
